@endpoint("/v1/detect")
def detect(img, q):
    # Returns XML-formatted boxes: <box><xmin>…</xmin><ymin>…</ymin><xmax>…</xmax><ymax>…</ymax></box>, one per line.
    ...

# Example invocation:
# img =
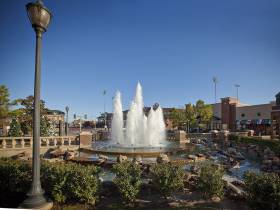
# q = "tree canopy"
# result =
<box><xmin>170</xmin><ymin>99</ymin><xmax>213</xmax><ymax>131</ymax></box>
<box><xmin>0</xmin><ymin>85</ymin><xmax>10</xmax><ymax>119</ymax></box>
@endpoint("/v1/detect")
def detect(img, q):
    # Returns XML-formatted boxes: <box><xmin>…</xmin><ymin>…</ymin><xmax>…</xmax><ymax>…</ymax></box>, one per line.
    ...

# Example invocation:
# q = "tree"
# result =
<box><xmin>0</xmin><ymin>85</ymin><xmax>10</xmax><ymax>119</ymax></box>
<box><xmin>40</xmin><ymin>116</ymin><xmax>50</xmax><ymax>136</ymax></box>
<box><xmin>8</xmin><ymin>118</ymin><xmax>22</xmax><ymax>137</ymax></box>
<box><xmin>185</xmin><ymin>103</ymin><xmax>196</xmax><ymax>131</ymax></box>
<box><xmin>194</xmin><ymin>100</ymin><xmax>212</xmax><ymax>124</ymax></box>
<box><xmin>13</xmin><ymin>95</ymin><xmax>48</xmax><ymax>135</ymax></box>
<box><xmin>170</xmin><ymin>108</ymin><xmax>185</xmax><ymax>129</ymax></box>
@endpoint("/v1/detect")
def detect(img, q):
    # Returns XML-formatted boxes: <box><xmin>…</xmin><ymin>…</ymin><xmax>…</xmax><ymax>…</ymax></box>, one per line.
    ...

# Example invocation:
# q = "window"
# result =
<box><xmin>257</xmin><ymin>112</ymin><xmax>261</xmax><ymax>116</ymax></box>
<box><xmin>241</xmin><ymin>113</ymin><xmax>245</xmax><ymax>117</ymax></box>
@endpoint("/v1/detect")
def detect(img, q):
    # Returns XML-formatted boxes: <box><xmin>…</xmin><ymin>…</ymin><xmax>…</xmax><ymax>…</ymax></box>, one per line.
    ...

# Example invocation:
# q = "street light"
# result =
<box><xmin>21</xmin><ymin>1</ymin><xmax>52</xmax><ymax>209</ymax></box>
<box><xmin>65</xmin><ymin>106</ymin><xmax>69</xmax><ymax>136</ymax></box>
<box><xmin>235</xmin><ymin>84</ymin><xmax>240</xmax><ymax>103</ymax></box>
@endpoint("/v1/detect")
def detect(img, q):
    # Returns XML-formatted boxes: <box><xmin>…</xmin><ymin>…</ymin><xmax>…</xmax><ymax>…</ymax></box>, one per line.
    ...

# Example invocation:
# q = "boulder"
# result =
<box><xmin>12</xmin><ymin>151</ymin><xmax>30</xmax><ymax>160</ymax></box>
<box><xmin>227</xmin><ymin>147</ymin><xmax>237</xmax><ymax>155</ymax></box>
<box><xmin>156</xmin><ymin>154</ymin><xmax>170</xmax><ymax>163</ymax></box>
<box><xmin>272</xmin><ymin>156</ymin><xmax>280</xmax><ymax>165</ymax></box>
<box><xmin>211</xmin><ymin>196</ymin><xmax>221</xmax><ymax>203</ymax></box>
<box><xmin>188</xmin><ymin>154</ymin><xmax>197</xmax><ymax>161</ymax></box>
<box><xmin>262</xmin><ymin>159</ymin><xmax>272</xmax><ymax>165</ymax></box>
<box><xmin>50</xmin><ymin>147</ymin><xmax>65</xmax><ymax>158</ymax></box>
<box><xmin>117</xmin><ymin>155</ymin><xmax>127</xmax><ymax>163</ymax></box>
<box><xmin>134</xmin><ymin>155</ymin><xmax>142</xmax><ymax>164</ymax></box>
<box><xmin>64</xmin><ymin>151</ymin><xmax>76</xmax><ymax>160</ymax></box>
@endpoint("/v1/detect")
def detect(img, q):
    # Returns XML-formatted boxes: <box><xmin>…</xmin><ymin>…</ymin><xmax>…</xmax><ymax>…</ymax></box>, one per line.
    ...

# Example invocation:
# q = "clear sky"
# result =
<box><xmin>1</xmin><ymin>0</ymin><xmax>279</xmax><ymax>120</ymax></box>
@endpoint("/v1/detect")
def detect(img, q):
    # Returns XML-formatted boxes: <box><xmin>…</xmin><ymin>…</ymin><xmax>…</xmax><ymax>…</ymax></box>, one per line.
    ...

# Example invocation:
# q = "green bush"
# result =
<box><xmin>232</xmin><ymin>136</ymin><xmax>280</xmax><ymax>154</ymax></box>
<box><xmin>0</xmin><ymin>158</ymin><xmax>31</xmax><ymax>207</ymax></box>
<box><xmin>0</xmin><ymin>158</ymin><xmax>31</xmax><ymax>193</ymax></box>
<box><xmin>197</xmin><ymin>161</ymin><xmax>225</xmax><ymax>199</ymax></box>
<box><xmin>41</xmin><ymin>161</ymin><xmax>100</xmax><ymax>205</ymax></box>
<box><xmin>150</xmin><ymin>163</ymin><xmax>185</xmax><ymax>198</ymax></box>
<box><xmin>244</xmin><ymin>171</ymin><xmax>280</xmax><ymax>210</ymax></box>
<box><xmin>228</xmin><ymin>133</ymin><xmax>239</xmax><ymax>141</ymax></box>
<box><xmin>0</xmin><ymin>158</ymin><xmax>100</xmax><ymax>206</ymax></box>
<box><xmin>113</xmin><ymin>161</ymin><xmax>142</xmax><ymax>203</ymax></box>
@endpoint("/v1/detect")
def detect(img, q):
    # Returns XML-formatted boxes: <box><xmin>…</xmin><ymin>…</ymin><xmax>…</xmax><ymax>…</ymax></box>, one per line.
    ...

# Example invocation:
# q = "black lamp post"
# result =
<box><xmin>21</xmin><ymin>1</ymin><xmax>52</xmax><ymax>208</ymax></box>
<box><xmin>65</xmin><ymin>106</ymin><xmax>69</xmax><ymax>136</ymax></box>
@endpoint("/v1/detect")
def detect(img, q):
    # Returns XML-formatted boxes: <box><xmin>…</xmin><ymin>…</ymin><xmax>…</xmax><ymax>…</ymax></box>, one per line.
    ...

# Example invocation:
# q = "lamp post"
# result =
<box><xmin>65</xmin><ymin>106</ymin><xmax>69</xmax><ymax>136</ymax></box>
<box><xmin>21</xmin><ymin>1</ymin><xmax>52</xmax><ymax>209</ymax></box>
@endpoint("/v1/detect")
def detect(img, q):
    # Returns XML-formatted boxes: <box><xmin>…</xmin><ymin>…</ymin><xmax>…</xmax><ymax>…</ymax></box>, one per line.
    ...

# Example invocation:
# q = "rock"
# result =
<box><xmin>64</xmin><ymin>151</ymin><xmax>76</xmax><ymax>160</ymax></box>
<box><xmin>211</xmin><ymin>143</ymin><xmax>219</xmax><ymax>150</ymax></box>
<box><xmin>117</xmin><ymin>155</ymin><xmax>127</xmax><ymax>163</ymax></box>
<box><xmin>156</xmin><ymin>154</ymin><xmax>169</xmax><ymax>163</ymax></box>
<box><xmin>99</xmin><ymin>154</ymin><xmax>108</xmax><ymax>160</ymax></box>
<box><xmin>264</xmin><ymin>147</ymin><xmax>272</xmax><ymax>155</ymax></box>
<box><xmin>50</xmin><ymin>147</ymin><xmax>65</xmax><ymax>158</ymax></box>
<box><xmin>134</xmin><ymin>155</ymin><xmax>142</xmax><ymax>164</ymax></box>
<box><xmin>262</xmin><ymin>159</ymin><xmax>272</xmax><ymax>165</ymax></box>
<box><xmin>12</xmin><ymin>151</ymin><xmax>30</xmax><ymax>160</ymax></box>
<box><xmin>188</xmin><ymin>154</ymin><xmax>197</xmax><ymax>161</ymax></box>
<box><xmin>211</xmin><ymin>196</ymin><xmax>221</xmax><ymax>203</ymax></box>
<box><xmin>272</xmin><ymin>156</ymin><xmax>280</xmax><ymax>165</ymax></box>
<box><xmin>227</xmin><ymin>147</ymin><xmax>237</xmax><ymax>155</ymax></box>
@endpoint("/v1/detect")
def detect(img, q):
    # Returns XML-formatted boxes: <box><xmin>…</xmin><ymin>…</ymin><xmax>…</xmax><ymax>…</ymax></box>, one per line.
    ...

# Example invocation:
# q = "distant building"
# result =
<box><xmin>212</xmin><ymin>94</ymin><xmax>278</xmax><ymax>135</ymax></box>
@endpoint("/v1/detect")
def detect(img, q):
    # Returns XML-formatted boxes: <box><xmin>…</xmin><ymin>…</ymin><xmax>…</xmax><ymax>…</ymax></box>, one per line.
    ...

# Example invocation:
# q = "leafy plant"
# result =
<box><xmin>41</xmin><ymin>161</ymin><xmax>100</xmax><ymax>205</ymax></box>
<box><xmin>244</xmin><ymin>171</ymin><xmax>280</xmax><ymax>210</ymax></box>
<box><xmin>0</xmin><ymin>158</ymin><xmax>31</xmax><ymax>207</ymax></box>
<box><xmin>0</xmin><ymin>158</ymin><xmax>100</xmax><ymax>206</ymax></box>
<box><xmin>150</xmin><ymin>163</ymin><xmax>185</xmax><ymax>198</ymax></box>
<box><xmin>113</xmin><ymin>161</ymin><xmax>142</xmax><ymax>203</ymax></box>
<box><xmin>197</xmin><ymin>161</ymin><xmax>225</xmax><ymax>199</ymax></box>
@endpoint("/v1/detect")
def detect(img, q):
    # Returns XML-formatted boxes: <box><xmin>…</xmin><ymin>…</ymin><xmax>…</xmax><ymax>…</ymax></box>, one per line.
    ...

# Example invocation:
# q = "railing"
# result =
<box><xmin>0</xmin><ymin>136</ymin><xmax>78</xmax><ymax>150</ymax></box>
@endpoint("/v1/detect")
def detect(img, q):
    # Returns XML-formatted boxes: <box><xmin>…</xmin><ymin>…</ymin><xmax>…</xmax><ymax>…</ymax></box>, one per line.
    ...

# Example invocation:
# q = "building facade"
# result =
<box><xmin>212</xmin><ymin>93</ymin><xmax>279</xmax><ymax>137</ymax></box>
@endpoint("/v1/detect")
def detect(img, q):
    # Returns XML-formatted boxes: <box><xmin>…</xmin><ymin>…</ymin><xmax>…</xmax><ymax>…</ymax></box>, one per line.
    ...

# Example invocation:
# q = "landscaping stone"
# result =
<box><xmin>156</xmin><ymin>153</ymin><xmax>169</xmax><ymax>163</ymax></box>
<box><xmin>116</xmin><ymin>155</ymin><xmax>127</xmax><ymax>163</ymax></box>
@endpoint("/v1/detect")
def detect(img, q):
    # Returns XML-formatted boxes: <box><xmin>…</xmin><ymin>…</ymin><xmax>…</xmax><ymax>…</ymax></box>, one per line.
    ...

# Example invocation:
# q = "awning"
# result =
<box><xmin>251</xmin><ymin>119</ymin><xmax>262</xmax><ymax>125</ymax></box>
<box><xmin>261</xmin><ymin>119</ymin><xmax>271</xmax><ymax>125</ymax></box>
<box><xmin>240</xmin><ymin>120</ymin><xmax>247</xmax><ymax>125</ymax></box>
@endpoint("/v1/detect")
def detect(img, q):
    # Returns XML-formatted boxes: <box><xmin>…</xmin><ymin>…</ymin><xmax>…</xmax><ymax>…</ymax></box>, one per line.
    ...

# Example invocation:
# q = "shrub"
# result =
<box><xmin>0</xmin><ymin>158</ymin><xmax>31</xmax><ymax>207</ymax></box>
<box><xmin>0</xmin><ymin>158</ymin><xmax>100</xmax><ymax>206</ymax></box>
<box><xmin>228</xmin><ymin>133</ymin><xmax>239</xmax><ymax>141</ymax></box>
<box><xmin>41</xmin><ymin>161</ymin><xmax>100</xmax><ymax>205</ymax></box>
<box><xmin>232</xmin><ymin>137</ymin><xmax>280</xmax><ymax>154</ymax></box>
<box><xmin>150</xmin><ymin>163</ymin><xmax>185</xmax><ymax>198</ymax></box>
<box><xmin>113</xmin><ymin>161</ymin><xmax>142</xmax><ymax>203</ymax></box>
<box><xmin>197</xmin><ymin>161</ymin><xmax>225</xmax><ymax>198</ymax></box>
<box><xmin>244</xmin><ymin>171</ymin><xmax>280</xmax><ymax>210</ymax></box>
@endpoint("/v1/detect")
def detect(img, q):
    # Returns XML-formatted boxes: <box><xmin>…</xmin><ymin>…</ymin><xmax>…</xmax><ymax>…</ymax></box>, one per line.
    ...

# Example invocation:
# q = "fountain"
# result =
<box><xmin>90</xmin><ymin>82</ymin><xmax>172</xmax><ymax>157</ymax></box>
<box><xmin>112</xmin><ymin>82</ymin><xmax>166</xmax><ymax>147</ymax></box>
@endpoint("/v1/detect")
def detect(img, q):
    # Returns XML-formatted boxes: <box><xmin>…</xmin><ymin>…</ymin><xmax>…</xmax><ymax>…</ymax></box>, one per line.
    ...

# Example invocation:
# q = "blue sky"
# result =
<box><xmin>1</xmin><ymin>0</ymin><xmax>279</xmax><ymax>120</ymax></box>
